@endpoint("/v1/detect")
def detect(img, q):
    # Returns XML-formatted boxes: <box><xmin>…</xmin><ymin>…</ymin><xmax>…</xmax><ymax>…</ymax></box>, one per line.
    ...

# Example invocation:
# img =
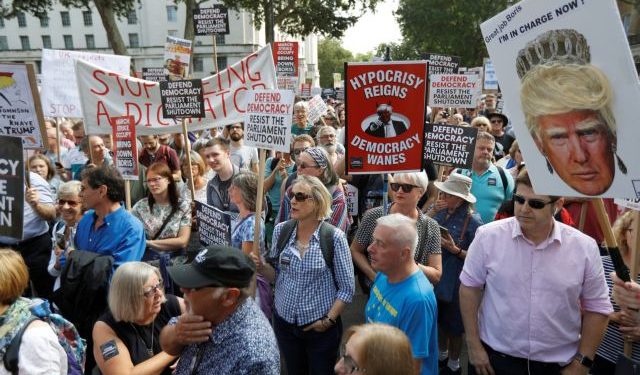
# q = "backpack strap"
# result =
<box><xmin>3</xmin><ymin>316</ymin><xmax>39</xmax><ymax>375</ymax></box>
<box><xmin>495</xmin><ymin>165</ymin><xmax>508</xmax><ymax>197</ymax></box>
<box><xmin>273</xmin><ymin>220</ymin><xmax>297</xmax><ymax>264</ymax></box>
<box><xmin>274</xmin><ymin>220</ymin><xmax>336</xmax><ymax>272</ymax></box>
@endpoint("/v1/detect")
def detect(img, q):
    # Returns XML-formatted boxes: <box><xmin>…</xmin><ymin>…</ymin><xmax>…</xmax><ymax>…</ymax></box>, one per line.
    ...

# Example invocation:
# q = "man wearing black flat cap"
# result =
<box><xmin>160</xmin><ymin>245</ymin><xmax>279</xmax><ymax>375</ymax></box>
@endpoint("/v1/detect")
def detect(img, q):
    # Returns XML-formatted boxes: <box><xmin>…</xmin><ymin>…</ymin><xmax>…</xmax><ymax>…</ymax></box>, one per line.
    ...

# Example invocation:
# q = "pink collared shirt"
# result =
<box><xmin>460</xmin><ymin>217</ymin><xmax>613</xmax><ymax>363</ymax></box>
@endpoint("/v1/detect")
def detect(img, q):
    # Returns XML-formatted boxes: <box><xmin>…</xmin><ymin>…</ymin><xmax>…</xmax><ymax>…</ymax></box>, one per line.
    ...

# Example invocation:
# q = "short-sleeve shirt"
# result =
<box><xmin>231</xmin><ymin>214</ymin><xmax>265</xmax><ymax>254</ymax></box>
<box><xmin>230</xmin><ymin>144</ymin><xmax>258</xmax><ymax>171</ymax></box>
<box><xmin>138</xmin><ymin>145</ymin><xmax>180</xmax><ymax>172</ymax></box>
<box><xmin>131</xmin><ymin>198</ymin><xmax>191</xmax><ymax>240</ymax></box>
<box><xmin>457</xmin><ymin>164</ymin><xmax>514</xmax><ymax>223</ymax></box>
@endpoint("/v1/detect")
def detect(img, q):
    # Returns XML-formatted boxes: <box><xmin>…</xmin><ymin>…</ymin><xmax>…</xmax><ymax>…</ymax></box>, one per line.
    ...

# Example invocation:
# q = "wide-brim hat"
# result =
<box><xmin>434</xmin><ymin>172</ymin><xmax>476</xmax><ymax>203</ymax></box>
<box><xmin>488</xmin><ymin>112</ymin><xmax>509</xmax><ymax>127</ymax></box>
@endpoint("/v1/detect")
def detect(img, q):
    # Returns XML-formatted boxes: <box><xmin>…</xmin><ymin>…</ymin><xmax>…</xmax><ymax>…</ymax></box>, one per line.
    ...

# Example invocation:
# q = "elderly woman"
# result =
<box><xmin>470</xmin><ymin>116</ymin><xmax>492</xmax><ymax>133</ymax></box>
<box><xmin>0</xmin><ymin>249</ymin><xmax>69</xmax><ymax>374</ymax></box>
<box><xmin>260</xmin><ymin>175</ymin><xmax>354</xmax><ymax>375</ymax></box>
<box><xmin>29</xmin><ymin>154</ymin><xmax>62</xmax><ymax>194</ymax></box>
<box><xmin>132</xmin><ymin>162</ymin><xmax>191</xmax><ymax>294</ymax></box>
<box><xmin>334</xmin><ymin>323</ymin><xmax>415</xmax><ymax>375</ymax></box>
<box><xmin>93</xmin><ymin>262</ymin><xmax>185</xmax><ymax>375</ymax></box>
<box><xmin>47</xmin><ymin>181</ymin><xmax>84</xmax><ymax>291</ymax></box>
<box><xmin>432</xmin><ymin>173</ymin><xmax>483</xmax><ymax>374</ymax></box>
<box><xmin>351</xmin><ymin>171</ymin><xmax>442</xmax><ymax>291</ymax></box>
<box><xmin>278</xmin><ymin>147</ymin><xmax>350</xmax><ymax>232</ymax></box>
<box><xmin>180</xmin><ymin>151</ymin><xmax>210</xmax><ymax>203</ymax></box>
<box><xmin>292</xmin><ymin>101</ymin><xmax>313</xmax><ymax>136</ymax></box>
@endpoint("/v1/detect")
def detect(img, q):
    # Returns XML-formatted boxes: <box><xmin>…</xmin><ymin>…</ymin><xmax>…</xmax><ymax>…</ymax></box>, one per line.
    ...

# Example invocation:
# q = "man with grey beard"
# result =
<box><xmin>316</xmin><ymin>126</ymin><xmax>344</xmax><ymax>168</ymax></box>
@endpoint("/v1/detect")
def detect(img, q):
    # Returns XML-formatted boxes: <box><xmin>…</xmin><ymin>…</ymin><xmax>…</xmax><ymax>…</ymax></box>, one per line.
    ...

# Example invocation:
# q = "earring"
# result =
<box><xmin>613</xmin><ymin>143</ymin><xmax>628</xmax><ymax>174</ymax></box>
<box><xmin>546</xmin><ymin>157</ymin><xmax>554</xmax><ymax>174</ymax></box>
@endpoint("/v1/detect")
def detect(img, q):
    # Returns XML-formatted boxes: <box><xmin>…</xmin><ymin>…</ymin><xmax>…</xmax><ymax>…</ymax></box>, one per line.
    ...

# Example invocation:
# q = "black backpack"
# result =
<box><xmin>272</xmin><ymin>220</ymin><xmax>337</xmax><ymax>271</ymax></box>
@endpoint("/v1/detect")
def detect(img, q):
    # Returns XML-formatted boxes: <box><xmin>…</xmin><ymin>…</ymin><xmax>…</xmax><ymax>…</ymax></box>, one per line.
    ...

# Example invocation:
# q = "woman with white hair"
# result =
<box><xmin>292</xmin><ymin>101</ymin><xmax>313</xmax><ymax>136</ymax></box>
<box><xmin>93</xmin><ymin>262</ymin><xmax>186</xmax><ymax>375</ymax></box>
<box><xmin>351</xmin><ymin>171</ymin><xmax>442</xmax><ymax>290</ymax></box>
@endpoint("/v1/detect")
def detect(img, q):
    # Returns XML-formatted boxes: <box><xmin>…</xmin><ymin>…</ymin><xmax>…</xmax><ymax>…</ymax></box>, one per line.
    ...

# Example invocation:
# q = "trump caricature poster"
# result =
<box><xmin>481</xmin><ymin>0</ymin><xmax>640</xmax><ymax>198</ymax></box>
<box><xmin>345</xmin><ymin>61</ymin><xmax>427</xmax><ymax>174</ymax></box>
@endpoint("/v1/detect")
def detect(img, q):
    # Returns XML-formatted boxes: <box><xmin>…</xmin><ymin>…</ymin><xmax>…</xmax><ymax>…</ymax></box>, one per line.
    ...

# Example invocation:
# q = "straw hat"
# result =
<box><xmin>434</xmin><ymin>172</ymin><xmax>476</xmax><ymax>203</ymax></box>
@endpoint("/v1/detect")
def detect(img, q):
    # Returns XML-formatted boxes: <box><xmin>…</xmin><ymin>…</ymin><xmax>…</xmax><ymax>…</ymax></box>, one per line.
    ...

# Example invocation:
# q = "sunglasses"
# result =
<box><xmin>491</xmin><ymin>119</ymin><xmax>503</xmax><ymax>123</ymax></box>
<box><xmin>57</xmin><ymin>199</ymin><xmax>80</xmax><ymax>207</ymax></box>
<box><xmin>289</xmin><ymin>191</ymin><xmax>313</xmax><ymax>201</ymax></box>
<box><xmin>293</xmin><ymin>147</ymin><xmax>309</xmax><ymax>156</ymax></box>
<box><xmin>513</xmin><ymin>194</ymin><xmax>555</xmax><ymax>210</ymax></box>
<box><xmin>297</xmin><ymin>163</ymin><xmax>321</xmax><ymax>170</ymax></box>
<box><xmin>142</xmin><ymin>281</ymin><xmax>164</xmax><ymax>298</ymax></box>
<box><xmin>390</xmin><ymin>183</ymin><xmax>419</xmax><ymax>193</ymax></box>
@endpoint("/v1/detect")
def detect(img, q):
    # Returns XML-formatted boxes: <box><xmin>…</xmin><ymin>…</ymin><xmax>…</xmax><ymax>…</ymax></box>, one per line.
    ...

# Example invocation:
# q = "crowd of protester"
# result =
<box><xmin>0</xmin><ymin>92</ymin><xmax>636</xmax><ymax>375</ymax></box>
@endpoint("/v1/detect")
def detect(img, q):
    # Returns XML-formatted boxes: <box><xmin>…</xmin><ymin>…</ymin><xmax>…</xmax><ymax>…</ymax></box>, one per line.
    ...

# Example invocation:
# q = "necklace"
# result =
<box><xmin>131</xmin><ymin>320</ymin><xmax>155</xmax><ymax>358</ymax></box>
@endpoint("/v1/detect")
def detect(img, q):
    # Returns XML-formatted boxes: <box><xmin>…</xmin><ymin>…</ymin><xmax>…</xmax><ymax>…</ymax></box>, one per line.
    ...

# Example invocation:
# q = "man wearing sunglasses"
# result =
<box><xmin>459</xmin><ymin>169</ymin><xmax>612</xmax><ymax>375</ymax></box>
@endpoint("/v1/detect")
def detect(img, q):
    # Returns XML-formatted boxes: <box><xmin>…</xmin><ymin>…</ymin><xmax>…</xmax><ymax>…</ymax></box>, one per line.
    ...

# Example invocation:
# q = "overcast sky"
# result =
<box><xmin>341</xmin><ymin>0</ymin><xmax>402</xmax><ymax>55</ymax></box>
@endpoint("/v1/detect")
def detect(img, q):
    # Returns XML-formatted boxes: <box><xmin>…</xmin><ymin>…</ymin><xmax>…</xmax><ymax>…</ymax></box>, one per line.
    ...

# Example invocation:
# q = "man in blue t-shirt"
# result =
<box><xmin>365</xmin><ymin>213</ymin><xmax>438</xmax><ymax>375</ymax></box>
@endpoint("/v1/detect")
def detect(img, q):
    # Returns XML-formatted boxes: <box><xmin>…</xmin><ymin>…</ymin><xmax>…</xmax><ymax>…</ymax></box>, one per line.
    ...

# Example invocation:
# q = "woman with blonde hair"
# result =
<box><xmin>470</xmin><ymin>116</ymin><xmax>492</xmax><ymax>133</ymax></box>
<box><xmin>334</xmin><ymin>323</ymin><xmax>415</xmax><ymax>375</ymax></box>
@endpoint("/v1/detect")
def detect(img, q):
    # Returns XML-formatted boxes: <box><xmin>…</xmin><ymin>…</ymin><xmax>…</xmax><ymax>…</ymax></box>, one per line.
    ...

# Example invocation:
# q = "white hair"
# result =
<box><xmin>392</xmin><ymin>171</ymin><xmax>429</xmax><ymax>191</ymax></box>
<box><xmin>376</xmin><ymin>213</ymin><xmax>418</xmax><ymax>257</ymax></box>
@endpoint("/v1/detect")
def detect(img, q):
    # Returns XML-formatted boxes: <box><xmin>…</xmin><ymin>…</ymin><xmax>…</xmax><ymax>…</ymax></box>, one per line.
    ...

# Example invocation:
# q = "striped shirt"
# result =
<box><xmin>269</xmin><ymin>222</ymin><xmax>355</xmax><ymax>325</ymax></box>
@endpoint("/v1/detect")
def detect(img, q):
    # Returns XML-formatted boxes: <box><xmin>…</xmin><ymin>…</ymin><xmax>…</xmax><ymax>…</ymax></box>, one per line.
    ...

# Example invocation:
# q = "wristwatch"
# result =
<box><xmin>573</xmin><ymin>353</ymin><xmax>593</xmax><ymax>369</ymax></box>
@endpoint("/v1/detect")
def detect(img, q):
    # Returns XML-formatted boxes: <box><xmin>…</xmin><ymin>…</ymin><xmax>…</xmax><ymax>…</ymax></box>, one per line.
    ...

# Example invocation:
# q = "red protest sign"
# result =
<box><xmin>111</xmin><ymin>116</ymin><xmax>139</xmax><ymax>180</ymax></box>
<box><xmin>345</xmin><ymin>61</ymin><xmax>427</xmax><ymax>174</ymax></box>
<box><xmin>272</xmin><ymin>42</ymin><xmax>298</xmax><ymax>77</ymax></box>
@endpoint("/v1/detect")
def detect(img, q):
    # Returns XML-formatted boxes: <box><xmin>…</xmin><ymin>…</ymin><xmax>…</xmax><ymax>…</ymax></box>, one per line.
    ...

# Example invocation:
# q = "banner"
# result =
<box><xmin>193</xmin><ymin>5</ymin><xmax>230</xmax><ymax>35</ymax></box>
<box><xmin>428</xmin><ymin>74</ymin><xmax>482</xmax><ymax>108</ymax></box>
<box><xmin>272</xmin><ymin>42</ymin><xmax>298</xmax><ymax>77</ymax></box>
<box><xmin>41</xmin><ymin>49</ymin><xmax>130</xmax><ymax>118</ymax></box>
<box><xmin>76</xmin><ymin>45</ymin><xmax>277</xmax><ymax>135</ymax></box>
<box><xmin>345</xmin><ymin>61</ymin><xmax>427</xmax><ymax>174</ymax></box>
<box><xmin>0</xmin><ymin>63</ymin><xmax>46</xmax><ymax>149</ymax></box>
<box><xmin>0</xmin><ymin>135</ymin><xmax>24</xmax><ymax>239</ymax></box>
<box><xmin>424</xmin><ymin>123</ymin><xmax>477</xmax><ymax>169</ymax></box>
<box><xmin>481</xmin><ymin>0</ymin><xmax>640</xmax><ymax>198</ymax></box>
<box><xmin>159</xmin><ymin>79</ymin><xmax>205</xmax><ymax>118</ymax></box>
<box><xmin>307</xmin><ymin>95</ymin><xmax>328</xmax><ymax>123</ymax></box>
<box><xmin>425</xmin><ymin>53</ymin><xmax>460</xmax><ymax>77</ymax></box>
<box><xmin>243</xmin><ymin>89</ymin><xmax>294</xmax><ymax>153</ymax></box>
<box><xmin>195</xmin><ymin>201</ymin><xmax>231</xmax><ymax>246</ymax></box>
<box><xmin>141</xmin><ymin>68</ymin><xmax>168</xmax><ymax>83</ymax></box>
<box><xmin>164</xmin><ymin>36</ymin><xmax>192</xmax><ymax>79</ymax></box>
<box><xmin>111</xmin><ymin>116</ymin><xmax>139</xmax><ymax>180</ymax></box>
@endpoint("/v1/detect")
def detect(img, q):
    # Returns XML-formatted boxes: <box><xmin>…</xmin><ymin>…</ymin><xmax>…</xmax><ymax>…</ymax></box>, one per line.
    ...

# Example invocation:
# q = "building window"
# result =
<box><xmin>217</xmin><ymin>57</ymin><xmax>227</xmax><ymax>71</ymax></box>
<box><xmin>61</xmin><ymin>11</ymin><xmax>70</xmax><ymax>27</ymax></box>
<box><xmin>193</xmin><ymin>57</ymin><xmax>203</xmax><ymax>72</ymax></box>
<box><xmin>167</xmin><ymin>5</ymin><xmax>177</xmax><ymax>22</ymax></box>
<box><xmin>42</xmin><ymin>35</ymin><xmax>52</xmax><ymax>49</ymax></box>
<box><xmin>85</xmin><ymin>34</ymin><xmax>95</xmax><ymax>49</ymax></box>
<box><xmin>20</xmin><ymin>35</ymin><xmax>30</xmax><ymax>50</ymax></box>
<box><xmin>64</xmin><ymin>35</ymin><xmax>73</xmax><ymax>49</ymax></box>
<box><xmin>215</xmin><ymin>34</ymin><xmax>225</xmax><ymax>45</ymax></box>
<box><xmin>0</xmin><ymin>18</ymin><xmax>4</xmax><ymax>28</ymax></box>
<box><xmin>39</xmin><ymin>15</ymin><xmax>49</xmax><ymax>27</ymax></box>
<box><xmin>168</xmin><ymin>29</ymin><xmax>178</xmax><ymax>37</ymax></box>
<box><xmin>17</xmin><ymin>11</ymin><xmax>27</xmax><ymax>27</ymax></box>
<box><xmin>35</xmin><ymin>61</ymin><xmax>41</xmax><ymax>73</ymax></box>
<box><xmin>128</xmin><ymin>33</ymin><xmax>139</xmax><ymax>48</ymax></box>
<box><xmin>0</xmin><ymin>36</ymin><xmax>8</xmax><ymax>51</ymax></box>
<box><xmin>83</xmin><ymin>11</ymin><xmax>92</xmax><ymax>26</ymax></box>
<box><xmin>127</xmin><ymin>10</ymin><xmax>137</xmax><ymax>25</ymax></box>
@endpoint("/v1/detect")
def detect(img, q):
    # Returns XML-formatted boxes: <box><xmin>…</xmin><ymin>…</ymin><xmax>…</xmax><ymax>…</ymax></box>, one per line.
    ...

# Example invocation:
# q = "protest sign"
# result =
<box><xmin>428</xmin><ymin>74</ymin><xmax>482</xmax><ymax>108</ymax></box>
<box><xmin>41</xmin><ymin>49</ymin><xmax>130</xmax><ymax>118</ymax></box>
<box><xmin>307</xmin><ymin>95</ymin><xmax>328</xmax><ymax>123</ymax></box>
<box><xmin>0</xmin><ymin>64</ymin><xmax>46</xmax><ymax>149</ymax></box>
<box><xmin>0</xmin><ymin>136</ymin><xmax>24</xmax><ymax>239</ymax></box>
<box><xmin>616</xmin><ymin>198</ymin><xmax>640</xmax><ymax>211</ymax></box>
<box><xmin>75</xmin><ymin>45</ymin><xmax>277</xmax><ymax>135</ymax></box>
<box><xmin>195</xmin><ymin>201</ymin><xmax>231</xmax><ymax>246</ymax></box>
<box><xmin>481</xmin><ymin>0</ymin><xmax>640</xmax><ymax>198</ymax></box>
<box><xmin>277</xmin><ymin>76</ymin><xmax>298</xmax><ymax>91</ymax></box>
<box><xmin>164</xmin><ymin>36</ymin><xmax>192</xmax><ymax>79</ymax></box>
<box><xmin>345</xmin><ymin>61</ymin><xmax>427</xmax><ymax>174</ymax></box>
<box><xmin>243</xmin><ymin>89</ymin><xmax>294</xmax><ymax>153</ymax></box>
<box><xmin>299</xmin><ymin>83</ymin><xmax>311</xmax><ymax>97</ymax></box>
<box><xmin>425</xmin><ymin>53</ymin><xmax>460</xmax><ymax>77</ymax></box>
<box><xmin>424</xmin><ymin>123</ymin><xmax>477</xmax><ymax>169</ymax></box>
<box><xmin>482</xmin><ymin>59</ymin><xmax>499</xmax><ymax>90</ymax></box>
<box><xmin>345</xmin><ymin>184</ymin><xmax>359</xmax><ymax>216</ymax></box>
<box><xmin>193</xmin><ymin>5</ymin><xmax>230</xmax><ymax>35</ymax></box>
<box><xmin>141</xmin><ymin>68</ymin><xmax>168</xmax><ymax>83</ymax></box>
<box><xmin>159</xmin><ymin>79</ymin><xmax>205</xmax><ymax>118</ymax></box>
<box><xmin>111</xmin><ymin>116</ymin><xmax>139</xmax><ymax>180</ymax></box>
<box><xmin>273</xmin><ymin>42</ymin><xmax>298</xmax><ymax>77</ymax></box>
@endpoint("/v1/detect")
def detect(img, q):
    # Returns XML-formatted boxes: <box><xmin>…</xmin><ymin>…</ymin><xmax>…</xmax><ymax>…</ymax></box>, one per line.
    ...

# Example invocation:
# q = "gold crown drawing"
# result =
<box><xmin>516</xmin><ymin>29</ymin><xmax>591</xmax><ymax>79</ymax></box>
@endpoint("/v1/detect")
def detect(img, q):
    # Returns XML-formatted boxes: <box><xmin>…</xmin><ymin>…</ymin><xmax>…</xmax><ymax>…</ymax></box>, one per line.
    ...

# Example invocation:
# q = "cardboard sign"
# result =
<box><xmin>159</xmin><ymin>79</ymin><xmax>205</xmax><ymax>119</ymax></box>
<box><xmin>272</xmin><ymin>42</ymin><xmax>298</xmax><ymax>77</ymax></box>
<box><xmin>195</xmin><ymin>201</ymin><xmax>231</xmax><ymax>246</ymax></box>
<box><xmin>345</xmin><ymin>61</ymin><xmax>427</xmax><ymax>174</ymax></box>
<box><xmin>425</xmin><ymin>53</ymin><xmax>460</xmax><ymax>77</ymax></box>
<box><xmin>75</xmin><ymin>45</ymin><xmax>277</xmax><ymax>135</ymax></box>
<box><xmin>243</xmin><ymin>90</ymin><xmax>294</xmax><ymax>153</ymax></box>
<box><xmin>111</xmin><ymin>116</ymin><xmax>139</xmax><ymax>180</ymax></box>
<box><xmin>0</xmin><ymin>64</ymin><xmax>46</xmax><ymax>149</ymax></box>
<box><xmin>483</xmin><ymin>59</ymin><xmax>498</xmax><ymax>90</ymax></box>
<box><xmin>428</xmin><ymin>74</ymin><xmax>482</xmax><ymax>108</ymax></box>
<box><xmin>307</xmin><ymin>95</ymin><xmax>328</xmax><ymax>123</ymax></box>
<box><xmin>141</xmin><ymin>68</ymin><xmax>168</xmax><ymax>83</ymax></box>
<box><xmin>615</xmin><ymin>198</ymin><xmax>640</xmax><ymax>211</ymax></box>
<box><xmin>41</xmin><ymin>49</ymin><xmax>130</xmax><ymax>118</ymax></box>
<box><xmin>481</xmin><ymin>0</ymin><xmax>640</xmax><ymax>198</ymax></box>
<box><xmin>0</xmin><ymin>135</ymin><xmax>24</xmax><ymax>239</ymax></box>
<box><xmin>424</xmin><ymin>123</ymin><xmax>477</xmax><ymax>169</ymax></box>
<box><xmin>345</xmin><ymin>183</ymin><xmax>359</xmax><ymax>216</ymax></box>
<box><xmin>193</xmin><ymin>5</ymin><xmax>230</xmax><ymax>35</ymax></box>
<box><xmin>164</xmin><ymin>36</ymin><xmax>192</xmax><ymax>79</ymax></box>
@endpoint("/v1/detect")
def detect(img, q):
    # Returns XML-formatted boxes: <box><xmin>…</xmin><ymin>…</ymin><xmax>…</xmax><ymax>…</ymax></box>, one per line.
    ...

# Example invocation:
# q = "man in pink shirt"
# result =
<box><xmin>460</xmin><ymin>169</ymin><xmax>612</xmax><ymax>375</ymax></box>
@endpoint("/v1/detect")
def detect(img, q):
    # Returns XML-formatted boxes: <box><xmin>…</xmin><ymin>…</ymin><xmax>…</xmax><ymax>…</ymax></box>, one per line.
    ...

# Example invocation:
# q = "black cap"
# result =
<box><xmin>488</xmin><ymin>112</ymin><xmax>509</xmax><ymax>127</ymax></box>
<box><xmin>167</xmin><ymin>245</ymin><xmax>256</xmax><ymax>289</ymax></box>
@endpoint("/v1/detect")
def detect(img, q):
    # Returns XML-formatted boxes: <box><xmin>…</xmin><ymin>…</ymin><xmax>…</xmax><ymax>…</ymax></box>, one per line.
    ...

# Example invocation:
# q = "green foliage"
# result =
<box><xmin>318</xmin><ymin>38</ymin><xmax>354</xmax><ymax>87</ymax></box>
<box><xmin>374</xmin><ymin>41</ymin><xmax>419</xmax><ymax>61</ymax></box>
<box><xmin>0</xmin><ymin>0</ymin><xmax>52</xmax><ymax>18</ymax></box>
<box><xmin>396</xmin><ymin>0</ymin><xmax>510</xmax><ymax>66</ymax></box>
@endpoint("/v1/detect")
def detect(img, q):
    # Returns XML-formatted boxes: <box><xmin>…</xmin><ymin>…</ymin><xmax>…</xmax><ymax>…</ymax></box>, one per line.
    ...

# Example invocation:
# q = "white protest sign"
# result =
<box><xmin>345</xmin><ymin>184</ymin><xmax>359</xmax><ymax>216</ymax></box>
<box><xmin>428</xmin><ymin>74</ymin><xmax>481</xmax><ymax>108</ymax></box>
<box><xmin>483</xmin><ymin>59</ymin><xmax>499</xmax><ymax>90</ymax></box>
<box><xmin>41</xmin><ymin>49</ymin><xmax>130</xmax><ymax>117</ymax></box>
<box><xmin>243</xmin><ymin>89</ymin><xmax>294</xmax><ymax>153</ymax></box>
<box><xmin>307</xmin><ymin>95</ymin><xmax>328</xmax><ymax>123</ymax></box>
<box><xmin>615</xmin><ymin>199</ymin><xmax>640</xmax><ymax>211</ymax></box>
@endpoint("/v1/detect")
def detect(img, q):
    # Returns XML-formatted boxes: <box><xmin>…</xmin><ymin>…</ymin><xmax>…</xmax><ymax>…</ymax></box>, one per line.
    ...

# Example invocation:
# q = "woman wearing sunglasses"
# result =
<box><xmin>260</xmin><ymin>175</ymin><xmax>355</xmax><ymax>375</ymax></box>
<box><xmin>351</xmin><ymin>171</ymin><xmax>442</xmax><ymax>292</ymax></box>
<box><xmin>334</xmin><ymin>323</ymin><xmax>415</xmax><ymax>375</ymax></box>
<box><xmin>93</xmin><ymin>262</ymin><xmax>186</xmax><ymax>375</ymax></box>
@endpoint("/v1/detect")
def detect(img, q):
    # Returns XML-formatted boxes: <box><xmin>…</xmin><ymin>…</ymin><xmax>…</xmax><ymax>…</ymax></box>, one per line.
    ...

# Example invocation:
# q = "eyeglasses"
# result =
<box><xmin>513</xmin><ymin>194</ymin><xmax>555</xmax><ymax>210</ymax></box>
<box><xmin>142</xmin><ymin>281</ymin><xmax>164</xmax><ymax>298</ymax></box>
<box><xmin>490</xmin><ymin>119</ymin><xmax>502</xmax><ymax>124</ymax></box>
<box><xmin>293</xmin><ymin>147</ymin><xmax>309</xmax><ymax>156</ymax></box>
<box><xmin>339</xmin><ymin>345</ymin><xmax>366</xmax><ymax>373</ymax></box>
<box><xmin>390</xmin><ymin>183</ymin><xmax>419</xmax><ymax>193</ymax></box>
<box><xmin>58</xmin><ymin>199</ymin><xmax>80</xmax><ymax>207</ymax></box>
<box><xmin>297</xmin><ymin>163</ymin><xmax>321</xmax><ymax>170</ymax></box>
<box><xmin>289</xmin><ymin>191</ymin><xmax>313</xmax><ymax>201</ymax></box>
<box><xmin>145</xmin><ymin>177</ymin><xmax>166</xmax><ymax>184</ymax></box>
